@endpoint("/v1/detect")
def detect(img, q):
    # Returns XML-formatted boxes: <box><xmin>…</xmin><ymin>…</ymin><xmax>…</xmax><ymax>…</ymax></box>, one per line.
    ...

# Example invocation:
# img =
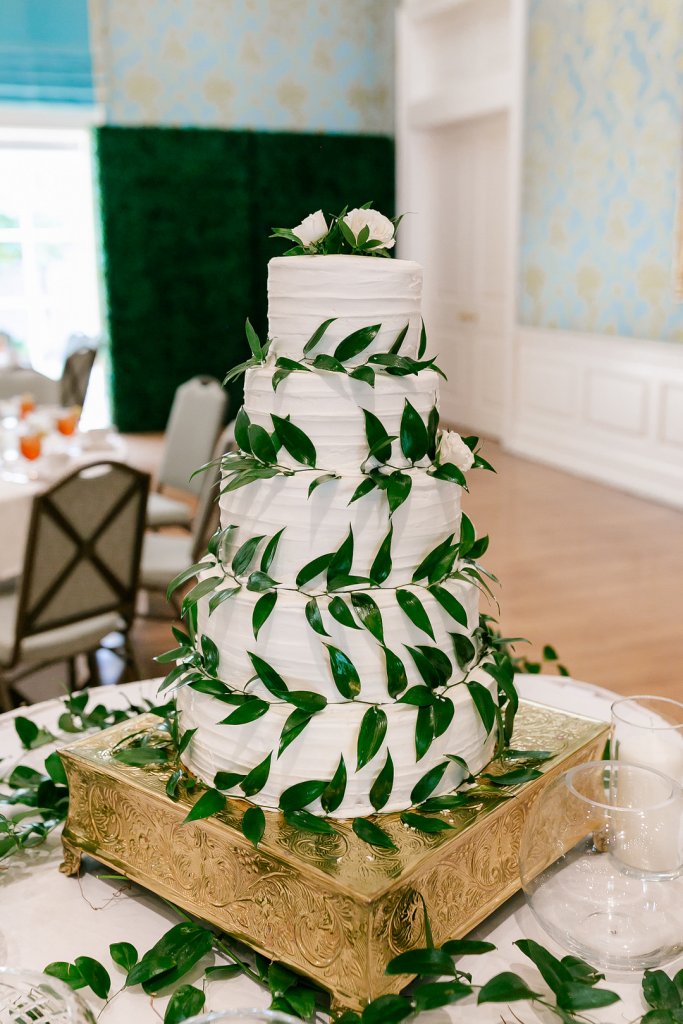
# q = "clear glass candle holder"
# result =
<box><xmin>611</xmin><ymin>695</ymin><xmax>683</xmax><ymax>784</ymax></box>
<box><xmin>184</xmin><ymin>1011</ymin><xmax>303</xmax><ymax>1024</ymax></box>
<box><xmin>519</xmin><ymin>761</ymin><xmax>683</xmax><ymax>970</ymax></box>
<box><xmin>0</xmin><ymin>967</ymin><xmax>95</xmax><ymax>1023</ymax></box>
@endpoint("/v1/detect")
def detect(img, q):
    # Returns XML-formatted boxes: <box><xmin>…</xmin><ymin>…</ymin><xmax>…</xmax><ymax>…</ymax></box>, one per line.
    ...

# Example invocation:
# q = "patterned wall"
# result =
<box><xmin>89</xmin><ymin>0</ymin><xmax>396</xmax><ymax>135</ymax></box>
<box><xmin>520</xmin><ymin>0</ymin><xmax>683</xmax><ymax>342</ymax></box>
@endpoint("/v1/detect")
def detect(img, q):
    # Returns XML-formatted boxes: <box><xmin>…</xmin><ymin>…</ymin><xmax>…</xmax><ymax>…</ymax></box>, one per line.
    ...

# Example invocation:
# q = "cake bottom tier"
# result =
<box><xmin>177</xmin><ymin>670</ymin><xmax>498</xmax><ymax>818</ymax></box>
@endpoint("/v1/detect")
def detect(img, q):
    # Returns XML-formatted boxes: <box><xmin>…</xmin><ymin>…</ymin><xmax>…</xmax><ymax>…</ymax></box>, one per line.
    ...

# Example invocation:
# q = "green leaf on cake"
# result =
<box><xmin>166</xmin><ymin>561</ymin><xmax>213</xmax><ymax>602</ymax></box>
<box><xmin>214</xmin><ymin>770</ymin><xmax>245</xmax><ymax>790</ymax></box>
<box><xmin>311</xmin><ymin>353</ymin><xmax>346</xmax><ymax>374</ymax></box>
<box><xmin>219</xmin><ymin>698</ymin><xmax>269</xmax><ymax>726</ymax></box>
<box><xmin>180</xmin><ymin>577</ymin><xmax>222</xmax><ymax>619</ymax></box>
<box><xmin>327</xmin><ymin>526</ymin><xmax>354</xmax><ymax>582</ymax></box>
<box><xmin>418</xmin><ymin>318</ymin><xmax>427</xmax><ymax>359</ymax></box>
<box><xmin>279</xmin><ymin>779</ymin><xmax>328</xmax><ymax>811</ymax></box>
<box><xmin>183</xmin><ymin>788</ymin><xmax>226</xmax><ymax>824</ymax></box>
<box><xmin>324</xmin><ymin>644</ymin><xmax>361</xmax><ymax>699</ymax></box>
<box><xmin>385</xmin><ymin>471</ymin><xmax>412</xmax><ymax>515</ymax></box>
<box><xmin>432</xmin><ymin>694</ymin><xmax>454</xmax><ymax>737</ymax></box>
<box><xmin>240</xmin><ymin>753</ymin><xmax>272</xmax><ymax>796</ymax></box>
<box><xmin>467</xmin><ymin>680</ymin><xmax>497</xmax><ymax>735</ymax></box>
<box><xmin>200</xmin><ymin>633</ymin><xmax>218</xmax><ymax>675</ymax></box>
<box><xmin>304</xmin><ymin>596</ymin><xmax>330</xmax><ymax>636</ymax></box>
<box><xmin>410</xmin><ymin>761</ymin><xmax>450</xmax><ymax>804</ymax></box>
<box><xmin>296</xmin><ymin>551</ymin><xmax>333</xmax><ymax>588</ymax></box>
<box><xmin>283</xmin><ymin>809</ymin><xmax>339</xmax><ymax>835</ymax></box>
<box><xmin>278</xmin><ymin>709</ymin><xmax>313</xmax><ymax>756</ymax></box>
<box><xmin>389</xmin><ymin>322</ymin><xmax>410</xmax><ymax>355</ymax></box>
<box><xmin>468</xmin><ymin>536</ymin><xmax>489</xmax><ymax>559</ymax></box>
<box><xmin>247</xmin><ymin>423</ymin><xmax>278</xmax><ymax>465</ymax></box>
<box><xmin>362</xmin><ymin>409</ymin><xmax>394</xmax><ymax>464</ymax></box>
<box><xmin>383</xmin><ymin>646</ymin><xmax>408</xmax><ymax>697</ymax></box>
<box><xmin>369</xmin><ymin>750</ymin><xmax>394</xmax><ymax>810</ymax></box>
<box><xmin>221</xmin><ymin>466</ymin><xmax>279</xmax><ymax>493</ymax></box>
<box><xmin>272</xmin><ymin>356</ymin><xmax>310</xmax><ymax>391</ymax></box>
<box><xmin>244</xmin><ymin>317</ymin><xmax>263</xmax><ymax>360</ymax></box>
<box><xmin>405</xmin><ymin>644</ymin><xmax>453</xmax><ymax>689</ymax></box>
<box><xmin>357</xmin><ymin>705</ymin><xmax>388</xmax><ymax>770</ymax></box>
<box><xmin>242</xmin><ymin>805</ymin><xmax>266</xmax><ymax>849</ymax></box>
<box><xmin>396</xmin><ymin>589</ymin><xmax>435</xmax><ymax>639</ymax></box>
<box><xmin>459</xmin><ymin>512</ymin><xmax>476</xmax><ymax>557</ymax></box>
<box><xmin>303</xmin><ymin>317</ymin><xmax>337</xmax><ymax>356</ymax></box>
<box><xmin>400</xmin><ymin>399</ymin><xmax>430</xmax><ymax>462</ymax></box>
<box><xmin>412</xmin><ymin>534</ymin><xmax>456</xmax><ymax>584</ymax></box>
<box><xmin>429</xmin><ymin>584</ymin><xmax>468</xmax><ymax>627</ymax></box>
<box><xmin>252</xmin><ymin>591</ymin><xmax>277</xmax><ymax>639</ymax></box>
<box><xmin>247</xmin><ymin>652</ymin><xmax>289</xmax><ymax>699</ymax></box>
<box><xmin>334</xmin><ymin>324</ymin><xmax>381</xmax><ymax>362</ymax></box>
<box><xmin>401</xmin><ymin>811</ymin><xmax>454</xmax><ymax>833</ymax></box>
<box><xmin>246</xmin><ymin>571</ymin><xmax>279</xmax><ymax>593</ymax></box>
<box><xmin>321</xmin><ymin>755</ymin><xmax>347</xmax><ymax>813</ymax></box>
<box><xmin>427</xmin><ymin>405</ymin><xmax>439</xmax><ymax>459</ymax></box>
<box><xmin>432</xmin><ymin>463</ymin><xmax>467</xmax><ymax>487</ymax></box>
<box><xmin>351</xmin><ymin>592</ymin><xmax>384</xmax><ymax>642</ymax></box>
<box><xmin>352</xmin><ymin>817</ymin><xmax>397</xmax><ymax>850</ymax></box>
<box><xmin>271</xmin><ymin>414</ymin><xmax>317</xmax><ymax>467</ymax></box>
<box><xmin>260</xmin><ymin>527</ymin><xmax>285</xmax><ymax>572</ymax></box>
<box><xmin>370</xmin><ymin>522</ymin><xmax>393</xmax><ymax>585</ymax></box>
<box><xmin>348</xmin><ymin>364</ymin><xmax>375</xmax><ymax>387</ymax></box>
<box><xmin>286</xmin><ymin>690</ymin><xmax>327</xmax><ymax>713</ymax></box>
<box><xmin>451</xmin><ymin>633</ymin><xmax>476</xmax><ymax>669</ymax></box>
<box><xmin>415</xmin><ymin>704</ymin><xmax>436</xmax><ymax>760</ymax></box>
<box><xmin>308</xmin><ymin>473</ymin><xmax>338</xmax><ymax>496</ymax></box>
<box><xmin>329</xmin><ymin>595</ymin><xmax>360</xmax><ymax>630</ymax></box>
<box><xmin>349</xmin><ymin>477</ymin><xmax>377</xmax><ymax>504</ymax></box>
<box><xmin>232</xmin><ymin>535</ymin><xmax>266</xmax><ymax>576</ymax></box>
<box><xmin>208</xmin><ymin>586</ymin><xmax>241</xmax><ymax>616</ymax></box>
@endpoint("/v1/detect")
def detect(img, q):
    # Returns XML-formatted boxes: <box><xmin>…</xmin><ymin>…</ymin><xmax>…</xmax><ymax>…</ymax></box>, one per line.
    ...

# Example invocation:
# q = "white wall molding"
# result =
<box><xmin>506</xmin><ymin>326</ymin><xmax>683</xmax><ymax>509</ymax></box>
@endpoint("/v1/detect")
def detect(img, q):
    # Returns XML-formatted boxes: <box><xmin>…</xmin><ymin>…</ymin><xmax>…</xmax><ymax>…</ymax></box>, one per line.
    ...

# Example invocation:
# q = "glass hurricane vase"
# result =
<box><xmin>519</xmin><ymin>761</ymin><xmax>683</xmax><ymax>970</ymax></box>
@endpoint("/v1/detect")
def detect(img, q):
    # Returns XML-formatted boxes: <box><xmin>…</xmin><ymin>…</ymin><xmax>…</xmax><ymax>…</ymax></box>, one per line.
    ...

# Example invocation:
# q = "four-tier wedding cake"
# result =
<box><xmin>175</xmin><ymin>208</ymin><xmax>503</xmax><ymax>821</ymax></box>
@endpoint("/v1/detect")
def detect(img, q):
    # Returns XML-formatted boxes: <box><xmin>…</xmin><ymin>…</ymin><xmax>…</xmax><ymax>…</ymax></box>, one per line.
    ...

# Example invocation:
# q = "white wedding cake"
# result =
<box><xmin>175</xmin><ymin>208</ymin><xmax>502</xmax><ymax>823</ymax></box>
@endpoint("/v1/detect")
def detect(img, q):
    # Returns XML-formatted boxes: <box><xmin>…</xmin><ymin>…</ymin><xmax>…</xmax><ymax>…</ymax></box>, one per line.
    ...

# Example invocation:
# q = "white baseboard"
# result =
<box><xmin>505</xmin><ymin>326</ymin><xmax>683</xmax><ymax>510</ymax></box>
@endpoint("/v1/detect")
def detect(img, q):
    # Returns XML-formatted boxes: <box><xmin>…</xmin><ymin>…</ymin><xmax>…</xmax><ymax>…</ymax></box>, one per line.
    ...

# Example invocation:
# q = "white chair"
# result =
<box><xmin>0</xmin><ymin>461</ymin><xmax>150</xmax><ymax>712</ymax></box>
<box><xmin>147</xmin><ymin>376</ymin><xmax>228</xmax><ymax>530</ymax></box>
<box><xmin>141</xmin><ymin>424</ymin><xmax>234</xmax><ymax>606</ymax></box>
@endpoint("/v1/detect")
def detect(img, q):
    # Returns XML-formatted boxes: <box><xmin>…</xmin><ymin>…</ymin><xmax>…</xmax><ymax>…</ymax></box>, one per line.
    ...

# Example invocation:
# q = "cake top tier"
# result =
<box><xmin>267</xmin><ymin>254</ymin><xmax>423</xmax><ymax>363</ymax></box>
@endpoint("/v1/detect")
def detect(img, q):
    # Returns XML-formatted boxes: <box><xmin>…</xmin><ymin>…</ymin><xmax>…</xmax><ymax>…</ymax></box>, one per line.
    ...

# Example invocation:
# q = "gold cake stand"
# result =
<box><xmin>58</xmin><ymin>701</ymin><xmax>607</xmax><ymax>1011</ymax></box>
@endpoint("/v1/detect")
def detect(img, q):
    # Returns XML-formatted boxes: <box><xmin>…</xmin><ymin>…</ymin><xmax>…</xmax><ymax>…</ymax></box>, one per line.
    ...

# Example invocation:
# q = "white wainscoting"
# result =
<box><xmin>506</xmin><ymin>326</ymin><xmax>683</xmax><ymax>509</ymax></box>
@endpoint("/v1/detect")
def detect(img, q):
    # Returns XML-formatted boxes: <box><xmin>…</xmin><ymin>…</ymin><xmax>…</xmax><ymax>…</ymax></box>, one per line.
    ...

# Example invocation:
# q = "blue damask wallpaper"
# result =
<box><xmin>520</xmin><ymin>0</ymin><xmax>683</xmax><ymax>342</ymax></box>
<box><xmin>90</xmin><ymin>0</ymin><xmax>396</xmax><ymax>135</ymax></box>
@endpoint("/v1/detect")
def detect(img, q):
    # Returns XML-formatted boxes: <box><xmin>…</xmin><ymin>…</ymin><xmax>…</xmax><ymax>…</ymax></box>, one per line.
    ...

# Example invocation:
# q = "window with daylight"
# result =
<box><xmin>0</xmin><ymin>127</ymin><xmax>101</xmax><ymax>379</ymax></box>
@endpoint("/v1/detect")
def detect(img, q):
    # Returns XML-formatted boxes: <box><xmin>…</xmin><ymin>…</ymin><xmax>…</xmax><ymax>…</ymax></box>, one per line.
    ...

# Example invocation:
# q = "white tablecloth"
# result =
<box><xmin>0</xmin><ymin>434</ymin><xmax>126</xmax><ymax>581</ymax></box>
<box><xmin>0</xmin><ymin>676</ymin><xmax>678</xmax><ymax>1022</ymax></box>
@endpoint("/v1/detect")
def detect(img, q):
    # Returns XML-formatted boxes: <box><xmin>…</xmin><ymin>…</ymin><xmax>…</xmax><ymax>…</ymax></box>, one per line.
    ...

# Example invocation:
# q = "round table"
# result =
<box><xmin>0</xmin><ymin>677</ymin><xmax>677</xmax><ymax>1022</ymax></box>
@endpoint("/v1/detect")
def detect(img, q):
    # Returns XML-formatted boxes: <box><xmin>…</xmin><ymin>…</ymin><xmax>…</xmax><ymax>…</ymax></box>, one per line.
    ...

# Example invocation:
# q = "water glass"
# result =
<box><xmin>611</xmin><ymin>695</ymin><xmax>683</xmax><ymax>784</ymax></box>
<box><xmin>0</xmin><ymin>967</ymin><xmax>95</xmax><ymax>1023</ymax></box>
<box><xmin>520</xmin><ymin>761</ymin><xmax>683</xmax><ymax>969</ymax></box>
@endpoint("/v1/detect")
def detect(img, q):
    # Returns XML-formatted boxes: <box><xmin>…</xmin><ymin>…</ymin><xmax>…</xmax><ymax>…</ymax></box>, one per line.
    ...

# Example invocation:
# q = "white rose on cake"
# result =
<box><xmin>437</xmin><ymin>430</ymin><xmax>475</xmax><ymax>472</ymax></box>
<box><xmin>343</xmin><ymin>208</ymin><xmax>395</xmax><ymax>250</ymax></box>
<box><xmin>292</xmin><ymin>210</ymin><xmax>328</xmax><ymax>247</ymax></box>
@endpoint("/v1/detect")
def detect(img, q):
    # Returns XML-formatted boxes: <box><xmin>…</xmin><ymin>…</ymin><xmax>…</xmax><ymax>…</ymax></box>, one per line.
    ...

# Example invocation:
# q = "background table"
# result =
<box><xmin>0</xmin><ymin>433</ymin><xmax>127</xmax><ymax>581</ymax></box>
<box><xmin>1</xmin><ymin>676</ymin><xmax>679</xmax><ymax>1022</ymax></box>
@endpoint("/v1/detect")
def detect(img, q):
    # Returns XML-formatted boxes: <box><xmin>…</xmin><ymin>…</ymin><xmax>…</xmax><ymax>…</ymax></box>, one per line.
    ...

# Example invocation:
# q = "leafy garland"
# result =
<box><xmin>270</xmin><ymin>202</ymin><xmax>401</xmax><ymax>259</ymax></box>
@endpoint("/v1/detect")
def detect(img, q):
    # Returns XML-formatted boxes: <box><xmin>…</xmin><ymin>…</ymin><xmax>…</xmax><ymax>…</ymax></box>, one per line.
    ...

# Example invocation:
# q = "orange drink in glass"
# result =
<box><xmin>19</xmin><ymin>432</ymin><xmax>42</xmax><ymax>460</ymax></box>
<box><xmin>19</xmin><ymin>394</ymin><xmax>35</xmax><ymax>419</ymax></box>
<box><xmin>56</xmin><ymin>405</ymin><xmax>80</xmax><ymax>436</ymax></box>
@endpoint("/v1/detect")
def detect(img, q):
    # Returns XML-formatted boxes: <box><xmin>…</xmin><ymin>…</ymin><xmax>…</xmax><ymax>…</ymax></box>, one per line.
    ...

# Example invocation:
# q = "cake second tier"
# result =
<box><xmin>219</xmin><ymin>468</ymin><xmax>462</xmax><ymax>590</ymax></box>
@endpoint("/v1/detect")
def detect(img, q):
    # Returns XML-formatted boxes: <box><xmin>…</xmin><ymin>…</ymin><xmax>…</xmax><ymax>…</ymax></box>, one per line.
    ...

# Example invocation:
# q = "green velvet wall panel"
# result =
<box><xmin>96</xmin><ymin>126</ymin><xmax>395</xmax><ymax>432</ymax></box>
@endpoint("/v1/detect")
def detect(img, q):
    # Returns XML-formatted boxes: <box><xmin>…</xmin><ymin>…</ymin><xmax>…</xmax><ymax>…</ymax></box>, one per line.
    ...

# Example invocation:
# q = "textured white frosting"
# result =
<box><xmin>177</xmin><ymin>669</ymin><xmax>498</xmax><ymax>818</ymax></box>
<box><xmin>244</xmin><ymin>366</ymin><xmax>439</xmax><ymax>472</ymax></box>
<box><xmin>219</xmin><ymin>469</ymin><xmax>461</xmax><ymax>589</ymax></box>
<box><xmin>268</xmin><ymin>255</ymin><xmax>423</xmax><ymax>362</ymax></box>
<box><xmin>198</xmin><ymin>578</ymin><xmax>479</xmax><ymax>704</ymax></box>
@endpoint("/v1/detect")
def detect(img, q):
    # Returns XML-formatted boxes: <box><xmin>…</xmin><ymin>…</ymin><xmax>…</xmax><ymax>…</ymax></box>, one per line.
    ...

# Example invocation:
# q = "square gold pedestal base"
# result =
<box><xmin>59</xmin><ymin>701</ymin><xmax>607</xmax><ymax>1010</ymax></box>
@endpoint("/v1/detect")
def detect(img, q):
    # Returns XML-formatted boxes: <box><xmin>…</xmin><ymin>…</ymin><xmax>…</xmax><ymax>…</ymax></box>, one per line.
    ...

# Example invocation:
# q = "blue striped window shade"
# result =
<box><xmin>0</xmin><ymin>0</ymin><xmax>95</xmax><ymax>105</ymax></box>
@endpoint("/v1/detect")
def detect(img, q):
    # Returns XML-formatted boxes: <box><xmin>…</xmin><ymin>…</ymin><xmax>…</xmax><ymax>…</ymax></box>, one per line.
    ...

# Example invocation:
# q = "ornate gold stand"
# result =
<box><xmin>58</xmin><ymin>701</ymin><xmax>607</xmax><ymax>1010</ymax></box>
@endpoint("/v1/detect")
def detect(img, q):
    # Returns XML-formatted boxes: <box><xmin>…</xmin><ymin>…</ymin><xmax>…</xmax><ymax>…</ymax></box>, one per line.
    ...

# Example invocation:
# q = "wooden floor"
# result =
<box><xmin>17</xmin><ymin>431</ymin><xmax>683</xmax><ymax>705</ymax></box>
